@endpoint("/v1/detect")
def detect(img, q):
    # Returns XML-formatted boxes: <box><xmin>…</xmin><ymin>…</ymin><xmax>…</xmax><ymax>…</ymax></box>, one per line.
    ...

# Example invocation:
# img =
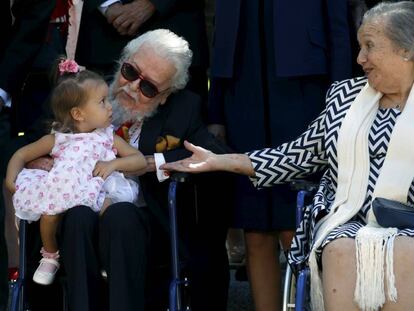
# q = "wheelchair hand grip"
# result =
<box><xmin>170</xmin><ymin>172</ymin><xmax>190</xmax><ymax>183</ymax></box>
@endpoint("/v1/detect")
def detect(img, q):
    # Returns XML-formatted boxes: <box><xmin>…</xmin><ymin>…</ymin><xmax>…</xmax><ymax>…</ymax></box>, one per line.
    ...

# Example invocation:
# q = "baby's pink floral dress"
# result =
<box><xmin>13</xmin><ymin>126</ymin><xmax>137</xmax><ymax>221</ymax></box>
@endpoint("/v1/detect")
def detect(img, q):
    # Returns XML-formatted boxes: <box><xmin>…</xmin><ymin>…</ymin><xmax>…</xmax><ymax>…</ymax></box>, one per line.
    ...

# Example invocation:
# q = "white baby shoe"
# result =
<box><xmin>33</xmin><ymin>257</ymin><xmax>60</xmax><ymax>285</ymax></box>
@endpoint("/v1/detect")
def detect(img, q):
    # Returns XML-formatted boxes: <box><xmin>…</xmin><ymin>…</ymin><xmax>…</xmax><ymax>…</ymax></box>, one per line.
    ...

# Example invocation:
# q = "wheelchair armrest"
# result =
<box><xmin>170</xmin><ymin>172</ymin><xmax>190</xmax><ymax>183</ymax></box>
<box><xmin>289</xmin><ymin>180</ymin><xmax>318</xmax><ymax>192</ymax></box>
<box><xmin>293</xmin><ymin>181</ymin><xmax>318</xmax><ymax>227</ymax></box>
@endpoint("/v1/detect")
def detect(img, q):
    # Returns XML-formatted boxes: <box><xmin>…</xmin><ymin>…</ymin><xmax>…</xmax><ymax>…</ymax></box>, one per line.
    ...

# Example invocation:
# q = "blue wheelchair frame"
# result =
<box><xmin>9</xmin><ymin>219</ymin><xmax>28</xmax><ymax>311</ymax></box>
<box><xmin>168</xmin><ymin>173</ymin><xmax>191</xmax><ymax>311</ymax></box>
<box><xmin>282</xmin><ymin>182</ymin><xmax>317</xmax><ymax>311</ymax></box>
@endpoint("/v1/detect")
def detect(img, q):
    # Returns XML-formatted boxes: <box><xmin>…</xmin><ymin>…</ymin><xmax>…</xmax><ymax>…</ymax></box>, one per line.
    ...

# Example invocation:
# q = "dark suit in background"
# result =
<box><xmin>0</xmin><ymin>1</ymin><xmax>12</xmax><ymax>307</ymax></box>
<box><xmin>0</xmin><ymin>0</ymin><xmax>57</xmax><ymax>136</ymax></box>
<box><xmin>209</xmin><ymin>0</ymin><xmax>353</xmax><ymax>232</ymax></box>
<box><xmin>0</xmin><ymin>1</ymin><xmax>55</xmax><ymax>308</ymax></box>
<box><xmin>0</xmin><ymin>0</ymin><xmax>12</xmax><ymax>56</ymax></box>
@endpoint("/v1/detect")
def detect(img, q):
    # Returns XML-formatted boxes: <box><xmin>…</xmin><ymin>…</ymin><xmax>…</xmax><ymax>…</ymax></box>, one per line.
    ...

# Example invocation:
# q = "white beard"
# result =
<box><xmin>109</xmin><ymin>79</ymin><xmax>158</xmax><ymax>127</ymax></box>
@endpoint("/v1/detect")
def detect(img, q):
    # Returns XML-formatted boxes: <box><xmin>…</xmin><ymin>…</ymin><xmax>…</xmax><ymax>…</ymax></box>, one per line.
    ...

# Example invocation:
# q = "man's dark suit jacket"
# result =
<box><xmin>139</xmin><ymin>89</ymin><xmax>230</xmax><ymax>235</ymax></box>
<box><xmin>136</xmin><ymin>89</ymin><xmax>232</xmax><ymax>310</ymax></box>
<box><xmin>0</xmin><ymin>0</ymin><xmax>12</xmax><ymax>57</ymax></box>
<box><xmin>78</xmin><ymin>0</ymin><xmax>209</xmax><ymax>75</ymax></box>
<box><xmin>0</xmin><ymin>0</ymin><xmax>209</xmax><ymax>95</ymax></box>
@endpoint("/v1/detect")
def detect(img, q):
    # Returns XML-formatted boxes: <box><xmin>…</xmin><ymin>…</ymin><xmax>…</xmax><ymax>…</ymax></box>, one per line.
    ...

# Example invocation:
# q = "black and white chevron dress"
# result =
<box><xmin>247</xmin><ymin>77</ymin><xmax>414</xmax><ymax>267</ymax></box>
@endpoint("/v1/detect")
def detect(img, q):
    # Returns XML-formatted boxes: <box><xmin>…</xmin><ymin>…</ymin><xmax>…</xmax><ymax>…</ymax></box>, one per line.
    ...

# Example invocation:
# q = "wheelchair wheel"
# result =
<box><xmin>282</xmin><ymin>264</ymin><xmax>296</xmax><ymax>311</ymax></box>
<box><xmin>8</xmin><ymin>279</ymin><xmax>31</xmax><ymax>311</ymax></box>
<box><xmin>282</xmin><ymin>265</ymin><xmax>312</xmax><ymax>311</ymax></box>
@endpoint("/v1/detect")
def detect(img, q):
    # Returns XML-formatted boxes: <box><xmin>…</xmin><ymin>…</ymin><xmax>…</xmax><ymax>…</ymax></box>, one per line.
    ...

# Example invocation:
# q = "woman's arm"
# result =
<box><xmin>163</xmin><ymin>107</ymin><xmax>329</xmax><ymax>188</ymax></box>
<box><xmin>161</xmin><ymin>141</ymin><xmax>255</xmax><ymax>176</ymax></box>
<box><xmin>5</xmin><ymin>134</ymin><xmax>55</xmax><ymax>193</ymax></box>
<box><xmin>93</xmin><ymin>135</ymin><xmax>147</xmax><ymax>179</ymax></box>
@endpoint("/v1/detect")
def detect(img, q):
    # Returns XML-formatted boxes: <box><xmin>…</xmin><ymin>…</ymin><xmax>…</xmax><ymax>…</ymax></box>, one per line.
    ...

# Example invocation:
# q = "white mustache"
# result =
<box><xmin>109</xmin><ymin>81</ymin><xmax>158</xmax><ymax>127</ymax></box>
<box><xmin>119</xmin><ymin>84</ymin><xmax>139</xmax><ymax>103</ymax></box>
<box><xmin>110</xmin><ymin>97</ymin><xmax>144</xmax><ymax>127</ymax></box>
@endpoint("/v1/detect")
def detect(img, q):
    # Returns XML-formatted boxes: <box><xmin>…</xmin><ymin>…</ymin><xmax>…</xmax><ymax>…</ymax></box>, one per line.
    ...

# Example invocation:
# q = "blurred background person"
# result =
<box><xmin>0</xmin><ymin>1</ymin><xmax>13</xmax><ymax>308</ymax></box>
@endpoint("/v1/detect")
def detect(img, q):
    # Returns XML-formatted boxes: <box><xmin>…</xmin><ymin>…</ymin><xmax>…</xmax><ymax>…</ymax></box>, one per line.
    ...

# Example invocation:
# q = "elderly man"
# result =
<box><xmin>59</xmin><ymin>29</ymin><xmax>231</xmax><ymax>311</ymax></box>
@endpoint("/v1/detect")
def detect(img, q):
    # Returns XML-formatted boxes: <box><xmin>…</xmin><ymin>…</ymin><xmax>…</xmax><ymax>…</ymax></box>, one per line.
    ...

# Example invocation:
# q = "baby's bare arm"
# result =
<box><xmin>5</xmin><ymin>135</ymin><xmax>55</xmax><ymax>193</ymax></box>
<box><xmin>93</xmin><ymin>135</ymin><xmax>147</xmax><ymax>179</ymax></box>
<box><xmin>112</xmin><ymin>135</ymin><xmax>147</xmax><ymax>171</ymax></box>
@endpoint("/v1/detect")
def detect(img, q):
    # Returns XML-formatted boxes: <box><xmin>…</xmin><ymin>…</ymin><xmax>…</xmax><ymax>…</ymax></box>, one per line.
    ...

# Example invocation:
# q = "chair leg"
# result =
<box><xmin>10</xmin><ymin>219</ymin><xmax>28</xmax><ymax>311</ymax></box>
<box><xmin>282</xmin><ymin>264</ymin><xmax>296</xmax><ymax>311</ymax></box>
<box><xmin>295</xmin><ymin>268</ymin><xmax>310</xmax><ymax>311</ymax></box>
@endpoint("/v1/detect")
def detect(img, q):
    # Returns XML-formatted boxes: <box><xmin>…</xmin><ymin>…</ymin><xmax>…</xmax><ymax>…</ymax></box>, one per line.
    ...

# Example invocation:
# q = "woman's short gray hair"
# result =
<box><xmin>363</xmin><ymin>1</ymin><xmax>414</xmax><ymax>60</ymax></box>
<box><xmin>119</xmin><ymin>29</ymin><xmax>193</xmax><ymax>92</ymax></box>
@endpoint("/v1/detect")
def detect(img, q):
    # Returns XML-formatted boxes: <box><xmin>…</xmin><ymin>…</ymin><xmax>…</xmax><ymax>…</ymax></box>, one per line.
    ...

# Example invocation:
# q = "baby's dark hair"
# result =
<box><xmin>50</xmin><ymin>57</ymin><xmax>106</xmax><ymax>133</ymax></box>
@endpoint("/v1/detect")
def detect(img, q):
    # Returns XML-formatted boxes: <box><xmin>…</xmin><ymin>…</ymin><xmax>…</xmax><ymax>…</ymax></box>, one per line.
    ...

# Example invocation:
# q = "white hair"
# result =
<box><xmin>117</xmin><ymin>29</ymin><xmax>193</xmax><ymax>91</ymax></box>
<box><xmin>363</xmin><ymin>1</ymin><xmax>414</xmax><ymax>60</ymax></box>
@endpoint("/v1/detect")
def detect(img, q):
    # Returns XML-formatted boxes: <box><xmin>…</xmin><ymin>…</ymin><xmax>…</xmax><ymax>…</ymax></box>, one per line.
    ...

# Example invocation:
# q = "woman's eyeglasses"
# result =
<box><xmin>120</xmin><ymin>62</ymin><xmax>169</xmax><ymax>98</ymax></box>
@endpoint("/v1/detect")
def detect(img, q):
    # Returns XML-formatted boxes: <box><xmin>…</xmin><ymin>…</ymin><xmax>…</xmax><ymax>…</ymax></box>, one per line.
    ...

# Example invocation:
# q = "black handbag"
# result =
<box><xmin>372</xmin><ymin>197</ymin><xmax>414</xmax><ymax>229</ymax></box>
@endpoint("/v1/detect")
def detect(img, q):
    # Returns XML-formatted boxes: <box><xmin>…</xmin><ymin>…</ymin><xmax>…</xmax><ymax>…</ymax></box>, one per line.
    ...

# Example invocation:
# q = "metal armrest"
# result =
<box><xmin>170</xmin><ymin>172</ymin><xmax>190</xmax><ymax>183</ymax></box>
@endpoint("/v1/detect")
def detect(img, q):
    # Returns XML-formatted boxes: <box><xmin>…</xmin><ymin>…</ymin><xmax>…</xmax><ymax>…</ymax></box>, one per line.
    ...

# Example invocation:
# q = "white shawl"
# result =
<box><xmin>309</xmin><ymin>82</ymin><xmax>414</xmax><ymax>311</ymax></box>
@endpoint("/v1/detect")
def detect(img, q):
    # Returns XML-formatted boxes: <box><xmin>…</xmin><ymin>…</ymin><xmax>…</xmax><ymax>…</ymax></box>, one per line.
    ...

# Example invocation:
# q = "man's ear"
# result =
<box><xmin>70</xmin><ymin>107</ymin><xmax>84</xmax><ymax>121</ymax></box>
<box><xmin>159</xmin><ymin>92</ymin><xmax>171</xmax><ymax>105</ymax></box>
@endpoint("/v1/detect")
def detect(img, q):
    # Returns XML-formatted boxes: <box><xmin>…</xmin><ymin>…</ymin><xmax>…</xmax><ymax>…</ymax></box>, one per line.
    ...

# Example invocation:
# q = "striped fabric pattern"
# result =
<box><xmin>246</xmin><ymin>77</ymin><xmax>414</xmax><ymax>267</ymax></box>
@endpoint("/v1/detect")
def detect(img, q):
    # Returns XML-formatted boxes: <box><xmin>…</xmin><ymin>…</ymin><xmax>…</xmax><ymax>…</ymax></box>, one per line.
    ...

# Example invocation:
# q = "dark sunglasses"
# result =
<box><xmin>121</xmin><ymin>62</ymin><xmax>169</xmax><ymax>98</ymax></box>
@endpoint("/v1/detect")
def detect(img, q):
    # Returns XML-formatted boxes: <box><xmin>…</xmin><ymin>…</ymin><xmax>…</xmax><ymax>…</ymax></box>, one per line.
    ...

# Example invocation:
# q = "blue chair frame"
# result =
<box><xmin>168</xmin><ymin>173</ymin><xmax>191</xmax><ymax>311</ymax></box>
<box><xmin>282</xmin><ymin>182</ymin><xmax>317</xmax><ymax>311</ymax></box>
<box><xmin>9</xmin><ymin>219</ymin><xmax>28</xmax><ymax>311</ymax></box>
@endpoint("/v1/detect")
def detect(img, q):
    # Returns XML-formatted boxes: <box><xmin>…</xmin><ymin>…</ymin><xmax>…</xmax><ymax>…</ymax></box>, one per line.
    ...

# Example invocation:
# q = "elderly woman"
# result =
<box><xmin>162</xmin><ymin>2</ymin><xmax>414</xmax><ymax>310</ymax></box>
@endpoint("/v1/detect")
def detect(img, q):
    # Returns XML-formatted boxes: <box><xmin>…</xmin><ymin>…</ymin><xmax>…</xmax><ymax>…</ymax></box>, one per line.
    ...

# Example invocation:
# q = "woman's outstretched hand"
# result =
<box><xmin>160</xmin><ymin>140</ymin><xmax>219</xmax><ymax>173</ymax></box>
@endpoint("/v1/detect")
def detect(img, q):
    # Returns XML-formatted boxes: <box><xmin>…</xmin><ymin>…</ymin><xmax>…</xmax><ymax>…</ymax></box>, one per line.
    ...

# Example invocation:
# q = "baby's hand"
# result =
<box><xmin>26</xmin><ymin>156</ymin><xmax>54</xmax><ymax>171</ymax></box>
<box><xmin>4</xmin><ymin>178</ymin><xmax>16</xmax><ymax>194</ymax></box>
<box><xmin>93</xmin><ymin>161</ymin><xmax>115</xmax><ymax>180</ymax></box>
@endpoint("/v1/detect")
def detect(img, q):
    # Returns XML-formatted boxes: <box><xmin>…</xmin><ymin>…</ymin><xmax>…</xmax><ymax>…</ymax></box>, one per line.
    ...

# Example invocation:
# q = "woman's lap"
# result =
<box><xmin>318</xmin><ymin>220</ymin><xmax>414</xmax><ymax>260</ymax></box>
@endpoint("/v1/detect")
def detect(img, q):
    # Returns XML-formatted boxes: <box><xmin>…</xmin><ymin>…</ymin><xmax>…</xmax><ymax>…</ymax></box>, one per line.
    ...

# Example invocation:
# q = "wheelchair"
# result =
<box><xmin>282</xmin><ymin>181</ymin><xmax>317</xmax><ymax>311</ymax></box>
<box><xmin>8</xmin><ymin>218</ymin><xmax>30</xmax><ymax>311</ymax></box>
<box><xmin>8</xmin><ymin>173</ymin><xmax>192</xmax><ymax>311</ymax></box>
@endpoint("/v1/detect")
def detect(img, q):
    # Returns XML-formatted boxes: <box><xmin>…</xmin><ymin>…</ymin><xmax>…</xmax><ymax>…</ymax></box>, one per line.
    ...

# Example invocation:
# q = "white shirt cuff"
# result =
<box><xmin>0</xmin><ymin>88</ymin><xmax>11</xmax><ymax>108</ymax></box>
<box><xmin>99</xmin><ymin>0</ymin><xmax>121</xmax><ymax>15</ymax></box>
<box><xmin>154</xmin><ymin>153</ymin><xmax>169</xmax><ymax>182</ymax></box>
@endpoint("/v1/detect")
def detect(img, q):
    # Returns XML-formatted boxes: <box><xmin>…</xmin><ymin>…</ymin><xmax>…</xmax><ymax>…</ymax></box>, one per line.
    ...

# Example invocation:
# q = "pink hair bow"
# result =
<box><xmin>58</xmin><ymin>59</ymin><xmax>80</xmax><ymax>75</ymax></box>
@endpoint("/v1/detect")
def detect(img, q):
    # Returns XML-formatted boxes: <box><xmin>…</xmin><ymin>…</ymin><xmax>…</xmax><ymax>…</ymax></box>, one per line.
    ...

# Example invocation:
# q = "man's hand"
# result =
<box><xmin>109</xmin><ymin>0</ymin><xmax>156</xmax><ymax>36</ymax></box>
<box><xmin>26</xmin><ymin>156</ymin><xmax>54</xmax><ymax>171</ymax></box>
<box><xmin>93</xmin><ymin>161</ymin><xmax>116</xmax><ymax>180</ymax></box>
<box><xmin>105</xmin><ymin>2</ymin><xmax>124</xmax><ymax>24</ymax></box>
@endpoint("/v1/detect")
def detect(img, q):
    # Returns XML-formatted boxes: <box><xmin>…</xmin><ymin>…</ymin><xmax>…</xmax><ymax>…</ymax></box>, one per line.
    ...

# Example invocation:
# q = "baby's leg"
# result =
<box><xmin>40</xmin><ymin>214</ymin><xmax>62</xmax><ymax>253</ymax></box>
<box><xmin>34</xmin><ymin>214</ymin><xmax>62</xmax><ymax>285</ymax></box>
<box><xmin>100</xmin><ymin>198</ymin><xmax>112</xmax><ymax>216</ymax></box>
